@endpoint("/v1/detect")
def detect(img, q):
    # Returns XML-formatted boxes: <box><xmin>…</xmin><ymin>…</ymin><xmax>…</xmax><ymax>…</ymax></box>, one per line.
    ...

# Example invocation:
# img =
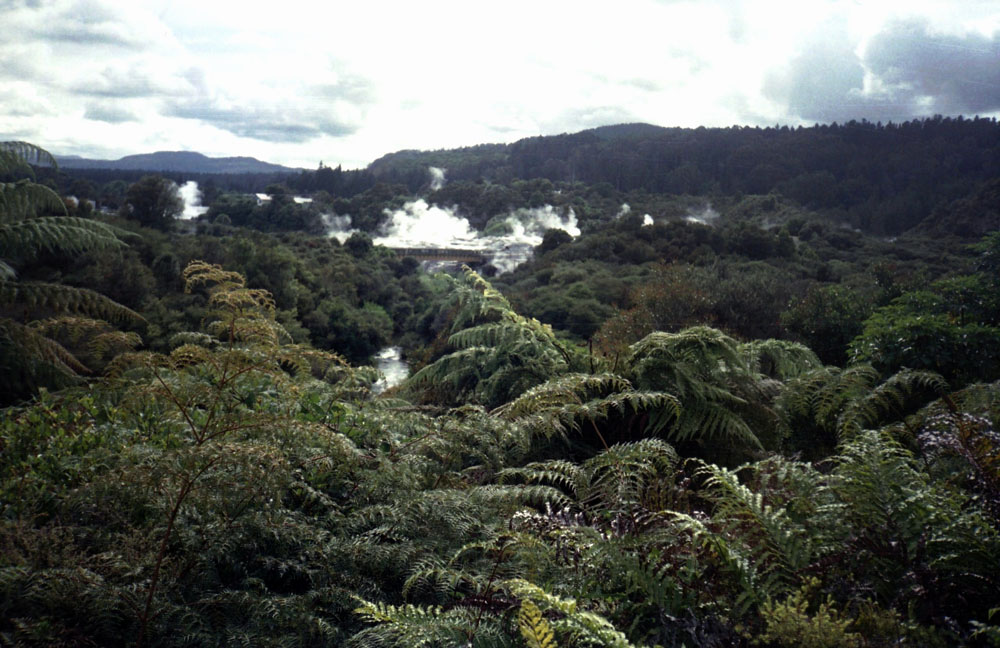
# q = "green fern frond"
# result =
<box><xmin>0</xmin><ymin>141</ymin><xmax>58</xmax><ymax>169</ymax></box>
<box><xmin>505</xmin><ymin>579</ymin><xmax>639</xmax><ymax>648</ymax></box>
<box><xmin>838</xmin><ymin>369</ymin><xmax>948</xmax><ymax>439</ymax></box>
<box><xmin>499</xmin><ymin>460</ymin><xmax>586</xmax><ymax>499</ymax></box>
<box><xmin>498</xmin><ymin>373</ymin><xmax>634</xmax><ymax>419</ymax></box>
<box><xmin>497</xmin><ymin>372</ymin><xmax>681</xmax><ymax>442</ymax></box>
<box><xmin>694</xmin><ymin>461</ymin><xmax>812</xmax><ymax>592</ymax></box>
<box><xmin>0</xmin><ymin>317</ymin><xmax>90</xmax><ymax>377</ymax></box>
<box><xmin>0</xmin><ymin>280</ymin><xmax>143</xmax><ymax>323</ymax></box>
<box><xmin>740</xmin><ymin>339</ymin><xmax>822</xmax><ymax>380</ymax></box>
<box><xmin>0</xmin><ymin>181</ymin><xmax>66</xmax><ymax>222</ymax></box>
<box><xmin>351</xmin><ymin>598</ymin><xmax>472</xmax><ymax>647</ymax></box>
<box><xmin>519</xmin><ymin>599</ymin><xmax>557</xmax><ymax>648</ymax></box>
<box><xmin>0</xmin><ymin>215</ymin><xmax>127</xmax><ymax>261</ymax></box>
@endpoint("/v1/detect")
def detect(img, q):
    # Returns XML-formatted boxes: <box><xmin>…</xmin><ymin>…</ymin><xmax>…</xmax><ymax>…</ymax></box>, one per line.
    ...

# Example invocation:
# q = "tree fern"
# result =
<box><xmin>0</xmin><ymin>141</ymin><xmax>138</xmax><ymax>401</ymax></box>
<box><xmin>836</xmin><ymin>369</ymin><xmax>947</xmax><ymax>439</ymax></box>
<box><xmin>829</xmin><ymin>430</ymin><xmax>1000</xmax><ymax>625</ymax></box>
<box><xmin>692</xmin><ymin>461</ymin><xmax>815</xmax><ymax>595</ymax></box>
<box><xmin>740</xmin><ymin>338</ymin><xmax>822</xmax><ymax>380</ymax></box>
<box><xmin>496</xmin><ymin>372</ymin><xmax>680</xmax><ymax>447</ymax></box>
<box><xmin>625</xmin><ymin>327</ymin><xmax>772</xmax><ymax>454</ymax></box>
<box><xmin>777</xmin><ymin>365</ymin><xmax>947</xmax><ymax>456</ymax></box>
<box><xmin>406</xmin><ymin>268</ymin><xmax>585</xmax><ymax>408</ymax></box>
<box><xmin>0</xmin><ymin>140</ymin><xmax>58</xmax><ymax>169</ymax></box>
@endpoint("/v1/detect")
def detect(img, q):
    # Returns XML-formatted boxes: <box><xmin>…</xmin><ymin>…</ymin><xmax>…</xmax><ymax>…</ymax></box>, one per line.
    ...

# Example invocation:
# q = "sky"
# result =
<box><xmin>2</xmin><ymin>0</ymin><xmax>1000</xmax><ymax>169</ymax></box>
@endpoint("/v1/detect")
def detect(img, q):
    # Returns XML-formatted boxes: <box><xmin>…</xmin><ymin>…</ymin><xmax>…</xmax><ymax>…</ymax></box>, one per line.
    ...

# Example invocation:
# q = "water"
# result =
<box><xmin>373</xmin><ymin>346</ymin><xmax>409</xmax><ymax>393</ymax></box>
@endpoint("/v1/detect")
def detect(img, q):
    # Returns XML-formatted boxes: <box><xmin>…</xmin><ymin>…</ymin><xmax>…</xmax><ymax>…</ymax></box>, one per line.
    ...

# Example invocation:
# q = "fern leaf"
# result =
<box><xmin>0</xmin><ymin>280</ymin><xmax>143</xmax><ymax>323</ymax></box>
<box><xmin>0</xmin><ymin>141</ymin><xmax>58</xmax><ymax>169</ymax></box>
<box><xmin>0</xmin><ymin>215</ymin><xmax>127</xmax><ymax>261</ymax></box>
<box><xmin>519</xmin><ymin>600</ymin><xmax>557</xmax><ymax>648</ymax></box>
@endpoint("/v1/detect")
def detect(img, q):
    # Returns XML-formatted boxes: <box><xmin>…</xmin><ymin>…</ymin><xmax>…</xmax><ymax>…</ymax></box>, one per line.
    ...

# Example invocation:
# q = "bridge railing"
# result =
<box><xmin>390</xmin><ymin>247</ymin><xmax>488</xmax><ymax>263</ymax></box>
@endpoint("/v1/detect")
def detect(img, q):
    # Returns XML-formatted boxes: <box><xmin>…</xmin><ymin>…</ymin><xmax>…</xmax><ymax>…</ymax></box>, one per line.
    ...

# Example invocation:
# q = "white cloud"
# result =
<box><xmin>1</xmin><ymin>0</ymin><xmax>998</xmax><ymax>168</ymax></box>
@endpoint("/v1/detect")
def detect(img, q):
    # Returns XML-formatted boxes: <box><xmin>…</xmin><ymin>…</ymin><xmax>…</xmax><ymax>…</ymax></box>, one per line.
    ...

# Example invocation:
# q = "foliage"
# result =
<box><xmin>0</xmin><ymin>142</ymin><xmax>140</xmax><ymax>403</ymax></box>
<box><xmin>406</xmin><ymin>267</ymin><xmax>587</xmax><ymax>408</ymax></box>
<box><xmin>123</xmin><ymin>175</ymin><xmax>184</xmax><ymax>230</ymax></box>
<box><xmin>755</xmin><ymin>579</ymin><xmax>861</xmax><ymax>648</ymax></box>
<box><xmin>850</xmin><ymin>236</ymin><xmax>1000</xmax><ymax>386</ymax></box>
<box><xmin>6</xmin><ymin>125</ymin><xmax>1000</xmax><ymax>646</ymax></box>
<box><xmin>624</xmin><ymin>327</ymin><xmax>789</xmax><ymax>457</ymax></box>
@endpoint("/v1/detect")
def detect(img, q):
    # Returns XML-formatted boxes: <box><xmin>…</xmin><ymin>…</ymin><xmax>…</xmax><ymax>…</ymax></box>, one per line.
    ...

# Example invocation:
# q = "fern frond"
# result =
<box><xmin>0</xmin><ymin>141</ymin><xmax>58</xmax><ymax>169</ymax></box>
<box><xmin>0</xmin><ymin>280</ymin><xmax>143</xmax><ymax>323</ymax></box>
<box><xmin>0</xmin><ymin>317</ymin><xmax>90</xmax><ymax>377</ymax></box>
<box><xmin>0</xmin><ymin>181</ymin><xmax>66</xmax><ymax>222</ymax></box>
<box><xmin>505</xmin><ymin>579</ymin><xmax>638</xmax><ymax>648</ymax></box>
<box><xmin>519</xmin><ymin>599</ymin><xmax>557</xmax><ymax>648</ymax></box>
<box><xmin>0</xmin><ymin>215</ymin><xmax>127</xmax><ymax>260</ymax></box>
<box><xmin>741</xmin><ymin>338</ymin><xmax>822</xmax><ymax>379</ymax></box>
<box><xmin>498</xmin><ymin>373</ymin><xmax>634</xmax><ymax>419</ymax></box>
<box><xmin>694</xmin><ymin>461</ymin><xmax>812</xmax><ymax>592</ymax></box>
<box><xmin>351</xmin><ymin>598</ymin><xmax>472</xmax><ymax>647</ymax></box>
<box><xmin>838</xmin><ymin>369</ymin><xmax>948</xmax><ymax>439</ymax></box>
<box><xmin>497</xmin><ymin>372</ymin><xmax>681</xmax><ymax>441</ymax></box>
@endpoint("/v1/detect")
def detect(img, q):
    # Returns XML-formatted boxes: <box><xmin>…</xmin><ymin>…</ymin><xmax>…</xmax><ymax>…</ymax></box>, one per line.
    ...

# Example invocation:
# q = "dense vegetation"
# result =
<box><xmin>2</xmin><ymin>126</ymin><xmax>1000</xmax><ymax>647</ymax></box>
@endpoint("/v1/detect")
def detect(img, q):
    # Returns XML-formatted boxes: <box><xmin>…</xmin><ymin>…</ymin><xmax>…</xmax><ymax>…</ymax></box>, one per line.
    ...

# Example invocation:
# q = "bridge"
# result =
<box><xmin>390</xmin><ymin>247</ymin><xmax>488</xmax><ymax>264</ymax></box>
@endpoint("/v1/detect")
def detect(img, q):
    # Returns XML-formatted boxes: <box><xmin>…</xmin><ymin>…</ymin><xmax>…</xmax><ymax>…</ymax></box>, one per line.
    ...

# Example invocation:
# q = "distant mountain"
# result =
<box><xmin>56</xmin><ymin>151</ymin><xmax>302</xmax><ymax>174</ymax></box>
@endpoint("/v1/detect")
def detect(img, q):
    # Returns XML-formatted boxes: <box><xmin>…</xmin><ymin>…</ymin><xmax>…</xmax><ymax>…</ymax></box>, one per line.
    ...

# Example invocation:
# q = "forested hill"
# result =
<box><xmin>324</xmin><ymin>116</ymin><xmax>1000</xmax><ymax>236</ymax></box>
<box><xmin>58</xmin><ymin>150</ymin><xmax>301</xmax><ymax>174</ymax></box>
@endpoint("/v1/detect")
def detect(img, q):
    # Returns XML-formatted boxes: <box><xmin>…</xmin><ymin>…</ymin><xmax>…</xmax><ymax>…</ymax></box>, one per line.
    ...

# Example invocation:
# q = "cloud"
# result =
<box><xmin>84</xmin><ymin>102</ymin><xmax>137</xmax><ymax>123</ymax></box>
<box><xmin>71</xmin><ymin>65</ymin><xmax>178</xmax><ymax>98</ymax></box>
<box><xmin>763</xmin><ymin>18</ymin><xmax>867</xmax><ymax>122</ymax></box>
<box><xmin>14</xmin><ymin>0</ymin><xmax>164</xmax><ymax>50</ymax></box>
<box><xmin>162</xmin><ymin>70</ymin><xmax>375</xmax><ymax>143</ymax></box>
<box><xmin>864</xmin><ymin>19</ymin><xmax>1000</xmax><ymax>115</ymax></box>
<box><xmin>765</xmin><ymin>17</ymin><xmax>1000</xmax><ymax>123</ymax></box>
<box><xmin>542</xmin><ymin>105</ymin><xmax>643</xmax><ymax>134</ymax></box>
<box><xmin>164</xmin><ymin>101</ymin><xmax>360</xmax><ymax>143</ymax></box>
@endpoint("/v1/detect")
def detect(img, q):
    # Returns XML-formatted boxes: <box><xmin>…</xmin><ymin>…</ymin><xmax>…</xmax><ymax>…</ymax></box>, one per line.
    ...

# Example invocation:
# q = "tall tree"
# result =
<box><xmin>124</xmin><ymin>174</ymin><xmax>183</xmax><ymax>230</ymax></box>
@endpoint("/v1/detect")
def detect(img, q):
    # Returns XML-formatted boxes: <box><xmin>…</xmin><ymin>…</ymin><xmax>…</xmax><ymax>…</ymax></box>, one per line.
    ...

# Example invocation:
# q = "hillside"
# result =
<box><xmin>333</xmin><ymin>117</ymin><xmax>1000</xmax><ymax>236</ymax></box>
<box><xmin>57</xmin><ymin>150</ymin><xmax>302</xmax><ymax>174</ymax></box>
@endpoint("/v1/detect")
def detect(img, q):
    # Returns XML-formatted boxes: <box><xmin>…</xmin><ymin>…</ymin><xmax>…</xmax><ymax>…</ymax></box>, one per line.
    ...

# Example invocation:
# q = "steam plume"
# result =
<box><xmin>178</xmin><ymin>181</ymin><xmax>209</xmax><ymax>220</ymax></box>
<box><xmin>368</xmin><ymin>200</ymin><xmax>580</xmax><ymax>273</ymax></box>
<box><xmin>428</xmin><ymin>167</ymin><xmax>446</xmax><ymax>191</ymax></box>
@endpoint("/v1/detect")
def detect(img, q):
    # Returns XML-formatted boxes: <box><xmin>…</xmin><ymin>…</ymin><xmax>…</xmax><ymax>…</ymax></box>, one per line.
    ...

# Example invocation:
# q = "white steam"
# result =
<box><xmin>428</xmin><ymin>167</ymin><xmax>446</xmax><ymax>191</ymax></box>
<box><xmin>367</xmin><ymin>200</ymin><xmax>580</xmax><ymax>273</ymax></box>
<box><xmin>642</xmin><ymin>214</ymin><xmax>654</xmax><ymax>226</ymax></box>
<box><xmin>615</xmin><ymin>203</ymin><xmax>631</xmax><ymax>219</ymax></box>
<box><xmin>178</xmin><ymin>181</ymin><xmax>209</xmax><ymax>220</ymax></box>
<box><xmin>324</xmin><ymin>214</ymin><xmax>357</xmax><ymax>243</ymax></box>
<box><xmin>684</xmin><ymin>204</ymin><xmax>719</xmax><ymax>226</ymax></box>
<box><xmin>376</xmin><ymin>200</ymin><xmax>477</xmax><ymax>247</ymax></box>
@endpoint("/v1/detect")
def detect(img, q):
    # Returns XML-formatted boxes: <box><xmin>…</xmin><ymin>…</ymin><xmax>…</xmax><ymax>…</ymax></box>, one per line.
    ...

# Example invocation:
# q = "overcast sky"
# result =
<box><xmin>2</xmin><ymin>0</ymin><xmax>999</xmax><ymax>169</ymax></box>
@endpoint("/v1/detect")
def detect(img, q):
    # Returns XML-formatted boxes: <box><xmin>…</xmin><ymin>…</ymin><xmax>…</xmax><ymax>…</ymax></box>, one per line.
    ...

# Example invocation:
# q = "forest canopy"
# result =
<box><xmin>2</xmin><ymin>128</ymin><xmax>1000</xmax><ymax>646</ymax></box>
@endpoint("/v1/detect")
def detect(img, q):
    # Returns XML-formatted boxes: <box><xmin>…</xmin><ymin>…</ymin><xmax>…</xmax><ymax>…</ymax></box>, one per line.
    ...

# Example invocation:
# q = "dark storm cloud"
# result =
<box><xmin>865</xmin><ymin>19</ymin><xmax>1000</xmax><ymax>115</ymax></box>
<box><xmin>766</xmin><ymin>18</ymin><xmax>1000</xmax><ymax>123</ymax></box>
<box><xmin>84</xmin><ymin>102</ymin><xmax>137</xmax><ymax>123</ymax></box>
